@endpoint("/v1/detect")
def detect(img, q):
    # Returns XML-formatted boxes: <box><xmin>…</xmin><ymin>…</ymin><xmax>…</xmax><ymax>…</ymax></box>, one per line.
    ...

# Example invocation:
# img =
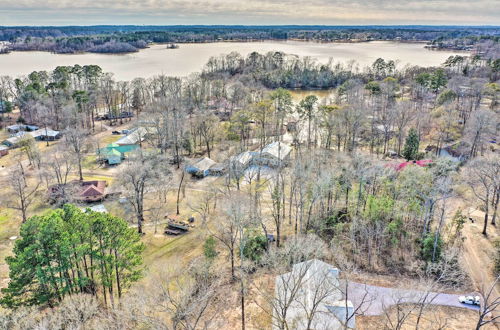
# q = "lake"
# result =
<box><xmin>0</xmin><ymin>41</ymin><xmax>465</xmax><ymax>81</ymax></box>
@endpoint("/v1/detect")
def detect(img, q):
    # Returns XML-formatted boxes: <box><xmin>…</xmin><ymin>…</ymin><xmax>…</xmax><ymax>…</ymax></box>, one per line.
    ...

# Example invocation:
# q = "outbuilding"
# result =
<box><xmin>0</xmin><ymin>145</ymin><xmax>8</xmax><ymax>157</ymax></box>
<box><xmin>208</xmin><ymin>162</ymin><xmax>227</xmax><ymax>176</ymax></box>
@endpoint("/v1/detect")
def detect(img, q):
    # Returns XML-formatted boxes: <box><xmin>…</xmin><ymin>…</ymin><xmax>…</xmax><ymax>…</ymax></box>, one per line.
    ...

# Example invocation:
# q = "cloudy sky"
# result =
<box><xmin>0</xmin><ymin>0</ymin><xmax>498</xmax><ymax>26</ymax></box>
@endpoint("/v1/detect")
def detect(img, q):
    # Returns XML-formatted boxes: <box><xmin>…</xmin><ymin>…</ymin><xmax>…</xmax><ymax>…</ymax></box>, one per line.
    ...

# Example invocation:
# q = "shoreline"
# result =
<box><xmin>0</xmin><ymin>38</ymin><xmax>467</xmax><ymax>56</ymax></box>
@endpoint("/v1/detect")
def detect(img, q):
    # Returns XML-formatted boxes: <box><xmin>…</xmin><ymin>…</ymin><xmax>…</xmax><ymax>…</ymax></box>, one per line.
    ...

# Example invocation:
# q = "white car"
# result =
<box><xmin>459</xmin><ymin>295</ymin><xmax>480</xmax><ymax>306</ymax></box>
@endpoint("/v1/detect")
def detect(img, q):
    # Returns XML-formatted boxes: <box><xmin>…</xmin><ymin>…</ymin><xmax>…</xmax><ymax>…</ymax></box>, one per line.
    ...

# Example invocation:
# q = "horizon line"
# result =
<box><xmin>1</xmin><ymin>24</ymin><xmax>499</xmax><ymax>28</ymax></box>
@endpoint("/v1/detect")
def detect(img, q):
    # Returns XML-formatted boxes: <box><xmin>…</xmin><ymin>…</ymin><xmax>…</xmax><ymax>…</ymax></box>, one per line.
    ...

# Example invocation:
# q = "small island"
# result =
<box><xmin>166</xmin><ymin>43</ymin><xmax>179</xmax><ymax>49</ymax></box>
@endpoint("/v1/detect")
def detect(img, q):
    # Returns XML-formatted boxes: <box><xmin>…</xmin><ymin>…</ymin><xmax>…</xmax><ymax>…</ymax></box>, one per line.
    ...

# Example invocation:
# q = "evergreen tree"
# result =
<box><xmin>403</xmin><ymin>128</ymin><xmax>420</xmax><ymax>160</ymax></box>
<box><xmin>1</xmin><ymin>204</ymin><xmax>144</xmax><ymax>308</ymax></box>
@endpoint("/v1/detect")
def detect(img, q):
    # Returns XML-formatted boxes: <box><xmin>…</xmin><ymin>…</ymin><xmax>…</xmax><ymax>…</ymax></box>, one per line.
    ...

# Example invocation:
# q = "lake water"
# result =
<box><xmin>0</xmin><ymin>41</ymin><xmax>465</xmax><ymax>81</ymax></box>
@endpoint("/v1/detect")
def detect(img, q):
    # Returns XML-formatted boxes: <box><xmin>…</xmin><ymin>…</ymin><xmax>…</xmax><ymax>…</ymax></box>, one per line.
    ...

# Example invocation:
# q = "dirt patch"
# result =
<box><xmin>358</xmin><ymin>305</ymin><xmax>490</xmax><ymax>329</ymax></box>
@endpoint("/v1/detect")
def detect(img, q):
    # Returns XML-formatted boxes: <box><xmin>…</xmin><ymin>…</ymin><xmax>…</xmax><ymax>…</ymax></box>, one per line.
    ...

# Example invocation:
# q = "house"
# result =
<box><xmin>6</xmin><ymin>124</ymin><xmax>26</xmax><ymax>133</ymax></box>
<box><xmin>274</xmin><ymin>259</ymin><xmax>355</xmax><ymax>329</ymax></box>
<box><xmin>2</xmin><ymin>129</ymin><xmax>60</xmax><ymax>147</ymax></box>
<box><xmin>78</xmin><ymin>181</ymin><xmax>107</xmax><ymax>202</ymax></box>
<box><xmin>100</xmin><ymin>148</ymin><xmax>122</xmax><ymax>165</ymax></box>
<box><xmin>0</xmin><ymin>145</ymin><xmax>8</xmax><ymax>157</ymax></box>
<box><xmin>394</xmin><ymin>159</ymin><xmax>432</xmax><ymax>171</ymax></box>
<box><xmin>49</xmin><ymin>180</ymin><xmax>107</xmax><ymax>203</ymax></box>
<box><xmin>116</xmin><ymin>127</ymin><xmax>149</xmax><ymax>146</ymax></box>
<box><xmin>255</xmin><ymin>142</ymin><xmax>292</xmax><ymax>167</ymax></box>
<box><xmin>30</xmin><ymin>128</ymin><xmax>61</xmax><ymax>141</ymax></box>
<box><xmin>2</xmin><ymin>132</ymin><xmax>27</xmax><ymax>148</ymax></box>
<box><xmin>185</xmin><ymin>157</ymin><xmax>216</xmax><ymax>178</ymax></box>
<box><xmin>25</xmin><ymin>125</ymin><xmax>39</xmax><ymax>132</ymax></box>
<box><xmin>97</xmin><ymin>143</ymin><xmax>138</xmax><ymax>165</ymax></box>
<box><xmin>230</xmin><ymin>151</ymin><xmax>254</xmax><ymax>170</ymax></box>
<box><xmin>6</xmin><ymin>124</ymin><xmax>38</xmax><ymax>133</ymax></box>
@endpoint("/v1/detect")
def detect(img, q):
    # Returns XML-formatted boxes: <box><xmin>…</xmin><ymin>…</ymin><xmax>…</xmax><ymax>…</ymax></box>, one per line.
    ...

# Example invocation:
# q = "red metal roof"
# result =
<box><xmin>395</xmin><ymin>159</ymin><xmax>432</xmax><ymax>171</ymax></box>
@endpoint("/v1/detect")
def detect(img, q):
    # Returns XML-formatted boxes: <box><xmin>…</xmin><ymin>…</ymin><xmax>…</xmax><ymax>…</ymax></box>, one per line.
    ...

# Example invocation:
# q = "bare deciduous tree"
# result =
<box><xmin>8</xmin><ymin>161</ymin><xmax>40</xmax><ymax>223</ymax></box>
<box><xmin>476</xmin><ymin>276</ymin><xmax>500</xmax><ymax>329</ymax></box>
<box><xmin>116</xmin><ymin>152</ymin><xmax>171</xmax><ymax>234</ymax></box>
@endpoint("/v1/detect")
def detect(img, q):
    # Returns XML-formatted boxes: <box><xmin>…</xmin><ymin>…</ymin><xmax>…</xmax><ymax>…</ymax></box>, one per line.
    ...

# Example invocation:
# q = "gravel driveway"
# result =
<box><xmin>346</xmin><ymin>281</ymin><xmax>480</xmax><ymax>316</ymax></box>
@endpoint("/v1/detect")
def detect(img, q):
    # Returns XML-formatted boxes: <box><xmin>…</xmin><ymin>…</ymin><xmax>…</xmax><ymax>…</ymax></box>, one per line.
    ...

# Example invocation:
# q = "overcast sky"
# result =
<box><xmin>0</xmin><ymin>0</ymin><xmax>499</xmax><ymax>26</ymax></box>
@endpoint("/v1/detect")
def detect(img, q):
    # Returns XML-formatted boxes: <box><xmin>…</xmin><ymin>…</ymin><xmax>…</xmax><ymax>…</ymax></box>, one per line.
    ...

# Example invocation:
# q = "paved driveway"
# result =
<box><xmin>346</xmin><ymin>281</ymin><xmax>480</xmax><ymax>316</ymax></box>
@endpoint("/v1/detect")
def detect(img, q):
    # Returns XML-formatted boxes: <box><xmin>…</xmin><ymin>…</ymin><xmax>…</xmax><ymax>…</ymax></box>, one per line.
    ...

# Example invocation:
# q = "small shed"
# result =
<box><xmin>209</xmin><ymin>162</ymin><xmax>227</xmax><ymax>176</ymax></box>
<box><xmin>0</xmin><ymin>145</ymin><xmax>8</xmax><ymax>157</ymax></box>
<box><xmin>186</xmin><ymin>157</ymin><xmax>216</xmax><ymax>178</ymax></box>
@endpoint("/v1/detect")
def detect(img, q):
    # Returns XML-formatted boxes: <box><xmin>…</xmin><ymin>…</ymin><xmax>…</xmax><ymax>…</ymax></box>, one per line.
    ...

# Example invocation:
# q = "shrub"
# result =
<box><xmin>203</xmin><ymin>236</ymin><xmax>218</xmax><ymax>260</ymax></box>
<box><xmin>494</xmin><ymin>239</ymin><xmax>500</xmax><ymax>276</ymax></box>
<box><xmin>421</xmin><ymin>231</ymin><xmax>443</xmax><ymax>262</ymax></box>
<box><xmin>242</xmin><ymin>235</ymin><xmax>268</xmax><ymax>262</ymax></box>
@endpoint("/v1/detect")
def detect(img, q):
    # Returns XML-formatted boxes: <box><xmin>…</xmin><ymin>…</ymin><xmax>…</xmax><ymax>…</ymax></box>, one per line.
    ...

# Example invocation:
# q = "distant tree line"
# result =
<box><xmin>0</xmin><ymin>25</ymin><xmax>498</xmax><ymax>54</ymax></box>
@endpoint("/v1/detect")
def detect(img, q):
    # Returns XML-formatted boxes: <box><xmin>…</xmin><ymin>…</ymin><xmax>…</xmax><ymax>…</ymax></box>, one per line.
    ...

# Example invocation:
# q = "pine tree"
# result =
<box><xmin>403</xmin><ymin>128</ymin><xmax>420</xmax><ymax>160</ymax></box>
<box><xmin>1</xmin><ymin>204</ymin><xmax>144</xmax><ymax>308</ymax></box>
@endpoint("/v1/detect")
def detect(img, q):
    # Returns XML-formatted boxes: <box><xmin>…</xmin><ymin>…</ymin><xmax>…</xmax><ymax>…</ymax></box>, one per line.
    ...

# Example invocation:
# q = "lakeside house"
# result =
<box><xmin>274</xmin><ymin>259</ymin><xmax>355</xmax><ymax>329</ymax></box>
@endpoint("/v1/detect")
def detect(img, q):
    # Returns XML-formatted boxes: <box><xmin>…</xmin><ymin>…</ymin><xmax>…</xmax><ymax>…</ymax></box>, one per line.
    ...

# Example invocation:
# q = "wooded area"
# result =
<box><xmin>0</xmin><ymin>34</ymin><xmax>499</xmax><ymax>328</ymax></box>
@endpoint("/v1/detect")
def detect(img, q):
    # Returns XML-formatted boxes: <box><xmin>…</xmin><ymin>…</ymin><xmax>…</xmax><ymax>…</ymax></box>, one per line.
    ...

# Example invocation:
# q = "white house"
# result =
<box><xmin>230</xmin><ymin>151</ymin><xmax>255</xmax><ymax>171</ymax></box>
<box><xmin>186</xmin><ymin>157</ymin><xmax>217</xmax><ymax>178</ymax></box>
<box><xmin>255</xmin><ymin>142</ymin><xmax>291</xmax><ymax>167</ymax></box>
<box><xmin>274</xmin><ymin>259</ymin><xmax>355</xmax><ymax>329</ymax></box>
<box><xmin>116</xmin><ymin>127</ymin><xmax>150</xmax><ymax>146</ymax></box>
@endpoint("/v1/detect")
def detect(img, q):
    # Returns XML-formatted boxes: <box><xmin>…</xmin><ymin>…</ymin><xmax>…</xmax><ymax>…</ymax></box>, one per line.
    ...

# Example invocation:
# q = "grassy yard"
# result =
<box><xmin>0</xmin><ymin>208</ymin><xmax>19</xmax><ymax>289</ymax></box>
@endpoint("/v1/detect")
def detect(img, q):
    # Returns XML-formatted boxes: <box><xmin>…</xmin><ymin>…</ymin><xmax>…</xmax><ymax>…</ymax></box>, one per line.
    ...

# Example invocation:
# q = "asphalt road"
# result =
<box><xmin>346</xmin><ymin>281</ymin><xmax>480</xmax><ymax>316</ymax></box>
